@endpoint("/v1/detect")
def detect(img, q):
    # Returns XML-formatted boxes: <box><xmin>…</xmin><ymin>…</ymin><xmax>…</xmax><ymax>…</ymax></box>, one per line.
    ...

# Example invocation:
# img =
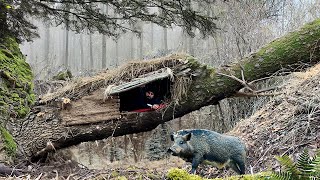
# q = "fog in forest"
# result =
<box><xmin>21</xmin><ymin>1</ymin><xmax>320</xmax><ymax>80</ymax></box>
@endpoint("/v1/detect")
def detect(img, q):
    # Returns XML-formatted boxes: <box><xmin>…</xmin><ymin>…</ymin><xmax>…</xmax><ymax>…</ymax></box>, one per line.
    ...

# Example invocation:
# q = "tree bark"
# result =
<box><xmin>11</xmin><ymin>18</ymin><xmax>320</xmax><ymax>161</ymax></box>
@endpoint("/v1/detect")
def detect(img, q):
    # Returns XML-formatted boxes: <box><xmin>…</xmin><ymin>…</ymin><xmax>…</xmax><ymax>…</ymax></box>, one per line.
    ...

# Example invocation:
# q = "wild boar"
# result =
<box><xmin>168</xmin><ymin>129</ymin><xmax>246</xmax><ymax>174</ymax></box>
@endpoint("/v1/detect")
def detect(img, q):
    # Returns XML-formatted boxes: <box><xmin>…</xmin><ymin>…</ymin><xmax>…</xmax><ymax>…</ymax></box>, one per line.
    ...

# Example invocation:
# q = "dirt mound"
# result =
<box><xmin>229</xmin><ymin>64</ymin><xmax>320</xmax><ymax>173</ymax></box>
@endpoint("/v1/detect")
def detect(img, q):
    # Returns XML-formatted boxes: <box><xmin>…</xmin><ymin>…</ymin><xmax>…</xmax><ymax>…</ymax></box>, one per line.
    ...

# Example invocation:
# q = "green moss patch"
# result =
<box><xmin>0</xmin><ymin>126</ymin><xmax>17</xmax><ymax>157</ymax></box>
<box><xmin>0</xmin><ymin>37</ymin><xmax>35</xmax><ymax>118</ymax></box>
<box><xmin>166</xmin><ymin>168</ymin><xmax>271</xmax><ymax>180</ymax></box>
<box><xmin>52</xmin><ymin>70</ymin><xmax>73</xmax><ymax>81</ymax></box>
<box><xmin>167</xmin><ymin>168</ymin><xmax>208</xmax><ymax>180</ymax></box>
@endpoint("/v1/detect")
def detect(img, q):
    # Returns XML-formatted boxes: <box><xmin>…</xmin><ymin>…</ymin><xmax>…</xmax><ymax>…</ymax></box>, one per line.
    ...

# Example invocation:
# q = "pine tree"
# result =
<box><xmin>0</xmin><ymin>0</ymin><xmax>218</xmax><ymax>42</ymax></box>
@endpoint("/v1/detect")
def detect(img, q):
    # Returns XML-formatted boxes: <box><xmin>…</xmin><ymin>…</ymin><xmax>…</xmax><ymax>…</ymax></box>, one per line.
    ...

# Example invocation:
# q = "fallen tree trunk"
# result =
<box><xmin>11</xmin><ymin>18</ymin><xmax>320</xmax><ymax>160</ymax></box>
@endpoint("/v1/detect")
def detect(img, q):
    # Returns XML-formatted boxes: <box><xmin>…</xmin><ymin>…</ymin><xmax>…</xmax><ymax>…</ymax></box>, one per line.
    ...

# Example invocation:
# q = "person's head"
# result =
<box><xmin>146</xmin><ymin>91</ymin><xmax>154</xmax><ymax>99</ymax></box>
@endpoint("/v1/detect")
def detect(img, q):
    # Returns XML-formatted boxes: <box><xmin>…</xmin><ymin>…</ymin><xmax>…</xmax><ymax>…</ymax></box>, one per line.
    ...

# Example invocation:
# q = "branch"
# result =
<box><xmin>233</xmin><ymin>91</ymin><xmax>281</xmax><ymax>98</ymax></box>
<box><xmin>217</xmin><ymin>72</ymin><xmax>255</xmax><ymax>92</ymax></box>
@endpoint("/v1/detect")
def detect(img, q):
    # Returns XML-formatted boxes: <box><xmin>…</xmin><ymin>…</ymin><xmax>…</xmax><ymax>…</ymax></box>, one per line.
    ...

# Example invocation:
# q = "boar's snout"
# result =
<box><xmin>167</xmin><ymin>147</ymin><xmax>179</xmax><ymax>156</ymax></box>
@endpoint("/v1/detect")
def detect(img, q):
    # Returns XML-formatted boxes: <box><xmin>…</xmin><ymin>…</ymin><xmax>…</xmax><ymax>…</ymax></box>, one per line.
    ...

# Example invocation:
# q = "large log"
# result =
<box><xmin>11</xmin><ymin>18</ymin><xmax>320</xmax><ymax>160</ymax></box>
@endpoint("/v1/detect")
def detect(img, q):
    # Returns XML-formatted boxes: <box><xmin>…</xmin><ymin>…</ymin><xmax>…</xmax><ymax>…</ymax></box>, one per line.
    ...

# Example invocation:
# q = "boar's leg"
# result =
<box><xmin>230</xmin><ymin>156</ymin><xmax>246</xmax><ymax>175</ymax></box>
<box><xmin>190</xmin><ymin>154</ymin><xmax>203</xmax><ymax>174</ymax></box>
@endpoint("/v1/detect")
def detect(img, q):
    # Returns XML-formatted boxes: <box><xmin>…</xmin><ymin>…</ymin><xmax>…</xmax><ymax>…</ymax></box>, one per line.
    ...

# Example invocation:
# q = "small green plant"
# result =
<box><xmin>272</xmin><ymin>149</ymin><xmax>320</xmax><ymax>180</ymax></box>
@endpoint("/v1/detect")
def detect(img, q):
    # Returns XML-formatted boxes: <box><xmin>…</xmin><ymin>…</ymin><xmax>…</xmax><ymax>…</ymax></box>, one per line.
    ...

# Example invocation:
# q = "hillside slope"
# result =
<box><xmin>230</xmin><ymin>63</ymin><xmax>320</xmax><ymax>173</ymax></box>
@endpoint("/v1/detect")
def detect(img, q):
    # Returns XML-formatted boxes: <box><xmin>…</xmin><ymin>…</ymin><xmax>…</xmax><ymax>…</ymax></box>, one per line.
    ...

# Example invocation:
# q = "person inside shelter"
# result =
<box><xmin>133</xmin><ymin>86</ymin><xmax>166</xmax><ymax>112</ymax></box>
<box><xmin>119</xmin><ymin>78</ymin><xmax>170</xmax><ymax>112</ymax></box>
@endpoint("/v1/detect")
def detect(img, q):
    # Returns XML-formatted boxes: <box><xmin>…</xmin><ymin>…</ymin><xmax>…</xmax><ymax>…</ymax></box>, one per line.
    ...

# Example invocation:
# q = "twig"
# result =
<box><xmin>54</xmin><ymin>170</ymin><xmax>58</xmax><ymax>180</ymax></box>
<box><xmin>255</xmin><ymin>86</ymin><xmax>282</xmax><ymax>93</ymax></box>
<box><xmin>249</xmin><ymin>76</ymin><xmax>274</xmax><ymax>85</ymax></box>
<box><xmin>253</xmin><ymin>145</ymin><xmax>274</xmax><ymax>168</ymax></box>
<box><xmin>217</xmin><ymin>72</ymin><xmax>255</xmax><ymax>92</ymax></box>
<box><xmin>233</xmin><ymin>91</ymin><xmax>281</xmax><ymax>97</ymax></box>
<box><xmin>34</xmin><ymin>173</ymin><xmax>43</xmax><ymax>180</ymax></box>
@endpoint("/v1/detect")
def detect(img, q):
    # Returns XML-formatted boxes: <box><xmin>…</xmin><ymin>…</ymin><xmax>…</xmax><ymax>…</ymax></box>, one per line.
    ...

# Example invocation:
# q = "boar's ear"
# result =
<box><xmin>170</xmin><ymin>134</ymin><xmax>174</xmax><ymax>141</ymax></box>
<box><xmin>183</xmin><ymin>133</ymin><xmax>192</xmax><ymax>141</ymax></box>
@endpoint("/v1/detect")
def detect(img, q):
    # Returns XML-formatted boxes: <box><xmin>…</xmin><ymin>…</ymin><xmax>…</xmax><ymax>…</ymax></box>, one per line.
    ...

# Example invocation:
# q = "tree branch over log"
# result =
<box><xmin>11</xmin><ymin>18</ymin><xmax>320</xmax><ymax>160</ymax></box>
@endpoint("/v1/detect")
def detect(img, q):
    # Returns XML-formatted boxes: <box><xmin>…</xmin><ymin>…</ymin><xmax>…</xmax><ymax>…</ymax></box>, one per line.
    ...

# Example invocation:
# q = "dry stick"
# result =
<box><xmin>254</xmin><ymin>86</ymin><xmax>283</xmax><ymax>93</ymax></box>
<box><xmin>219</xmin><ymin>70</ymin><xmax>282</xmax><ymax>97</ymax></box>
<box><xmin>253</xmin><ymin>145</ymin><xmax>274</xmax><ymax>169</ymax></box>
<box><xmin>34</xmin><ymin>173</ymin><xmax>43</xmax><ymax>180</ymax></box>
<box><xmin>54</xmin><ymin>170</ymin><xmax>59</xmax><ymax>180</ymax></box>
<box><xmin>233</xmin><ymin>91</ymin><xmax>282</xmax><ymax>98</ymax></box>
<box><xmin>217</xmin><ymin>72</ymin><xmax>255</xmax><ymax>92</ymax></box>
<box><xmin>240</xmin><ymin>64</ymin><xmax>246</xmax><ymax>82</ymax></box>
<box><xmin>249</xmin><ymin>76</ymin><xmax>274</xmax><ymax>85</ymax></box>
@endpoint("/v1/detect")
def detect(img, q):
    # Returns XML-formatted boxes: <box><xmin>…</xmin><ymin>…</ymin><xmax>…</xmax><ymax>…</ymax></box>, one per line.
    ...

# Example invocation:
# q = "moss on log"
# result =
<box><xmin>177</xmin><ymin>19</ymin><xmax>320</xmax><ymax>114</ymax></box>
<box><xmin>0</xmin><ymin>37</ymin><xmax>35</xmax><ymax>159</ymax></box>
<box><xmin>0</xmin><ymin>37</ymin><xmax>35</xmax><ymax>118</ymax></box>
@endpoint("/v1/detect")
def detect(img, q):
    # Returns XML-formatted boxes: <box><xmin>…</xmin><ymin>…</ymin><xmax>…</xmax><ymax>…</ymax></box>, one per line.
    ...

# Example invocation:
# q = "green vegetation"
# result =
<box><xmin>0</xmin><ymin>37</ymin><xmax>35</xmax><ymax>118</ymax></box>
<box><xmin>272</xmin><ymin>149</ymin><xmax>320</xmax><ymax>180</ymax></box>
<box><xmin>166</xmin><ymin>168</ymin><xmax>270</xmax><ymax>180</ymax></box>
<box><xmin>52</xmin><ymin>70</ymin><xmax>73</xmax><ymax>81</ymax></box>
<box><xmin>0</xmin><ymin>36</ymin><xmax>35</xmax><ymax>157</ymax></box>
<box><xmin>167</xmin><ymin>168</ymin><xmax>208</xmax><ymax>180</ymax></box>
<box><xmin>0</xmin><ymin>126</ymin><xmax>17</xmax><ymax>157</ymax></box>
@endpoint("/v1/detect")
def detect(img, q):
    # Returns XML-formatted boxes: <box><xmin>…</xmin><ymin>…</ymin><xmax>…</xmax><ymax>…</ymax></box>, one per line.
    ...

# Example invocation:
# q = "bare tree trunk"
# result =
<box><xmin>63</xmin><ymin>4</ymin><xmax>70</xmax><ymax>69</ymax></box>
<box><xmin>163</xmin><ymin>27</ymin><xmax>168</xmax><ymax>52</ymax></box>
<box><xmin>183</xmin><ymin>31</ymin><xmax>188</xmax><ymax>52</ymax></box>
<box><xmin>150</xmin><ymin>23</ymin><xmax>154</xmax><ymax>51</ymax></box>
<box><xmin>139</xmin><ymin>31</ymin><xmax>143</xmax><ymax>59</ymax></box>
<box><xmin>11</xmin><ymin>19</ymin><xmax>320</xmax><ymax>161</ymax></box>
<box><xmin>102</xmin><ymin>36</ymin><xmax>107</xmax><ymax>69</ymax></box>
<box><xmin>129</xmin><ymin>134</ymin><xmax>138</xmax><ymax>163</ymax></box>
<box><xmin>44</xmin><ymin>25</ymin><xmax>50</xmax><ymax>70</ymax></box>
<box><xmin>213</xmin><ymin>36</ymin><xmax>221</xmax><ymax>63</ymax></box>
<box><xmin>89</xmin><ymin>34</ymin><xmax>93</xmax><ymax>70</ymax></box>
<box><xmin>124</xmin><ymin>135</ymin><xmax>128</xmax><ymax>156</ymax></box>
<box><xmin>71</xmin><ymin>32</ymin><xmax>77</xmax><ymax>72</ymax></box>
<box><xmin>64</xmin><ymin>29</ymin><xmax>69</xmax><ymax>68</ymax></box>
<box><xmin>101</xmin><ymin>5</ymin><xmax>108</xmax><ymax>69</ymax></box>
<box><xmin>188</xmin><ymin>36</ymin><xmax>194</xmax><ymax>55</ymax></box>
<box><xmin>115</xmin><ymin>41</ymin><xmax>119</xmax><ymax>67</ymax></box>
<box><xmin>130</xmin><ymin>33</ymin><xmax>134</xmax><ymax>59</ymax></box>
<box><xmin>80</xmin><ymin>34</ymin><xmax>84</xmax><ymax>71</ymax></box>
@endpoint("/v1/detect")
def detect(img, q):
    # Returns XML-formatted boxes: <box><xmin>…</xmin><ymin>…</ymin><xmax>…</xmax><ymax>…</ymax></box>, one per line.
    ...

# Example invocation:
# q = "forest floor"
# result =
<box><xmin>1</xmin><ymin>63</ymin><xmax>320</xmax><ymax>179</ymax></box>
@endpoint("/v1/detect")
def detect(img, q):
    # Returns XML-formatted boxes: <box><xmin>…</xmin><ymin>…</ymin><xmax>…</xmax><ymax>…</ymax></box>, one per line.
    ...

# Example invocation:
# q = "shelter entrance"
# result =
<box><xmin>119</xmin><ymin>78</ymin><xmax>171</xmax><ymax>112</ymax></box>
<box><xmin>105</xmin><ymin>68</ymin><xmax>173</xmax><ymax>112</ymax></box>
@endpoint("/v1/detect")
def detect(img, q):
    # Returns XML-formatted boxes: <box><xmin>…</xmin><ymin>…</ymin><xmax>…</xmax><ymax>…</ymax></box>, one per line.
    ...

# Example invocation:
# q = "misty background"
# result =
<box><xmin>21</xmin><ymin>1</ymin><xmax>320</xmax><ymax>80</ymax></box>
